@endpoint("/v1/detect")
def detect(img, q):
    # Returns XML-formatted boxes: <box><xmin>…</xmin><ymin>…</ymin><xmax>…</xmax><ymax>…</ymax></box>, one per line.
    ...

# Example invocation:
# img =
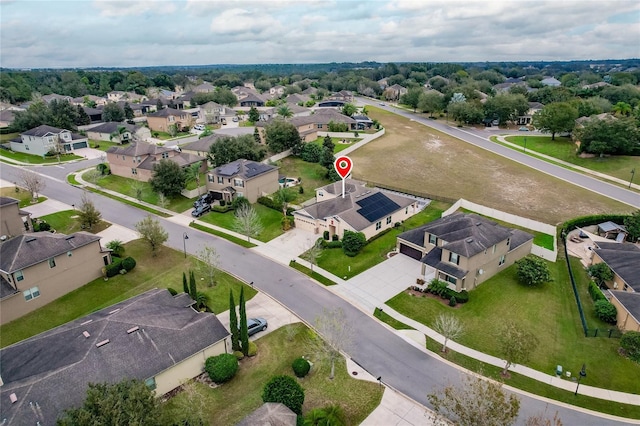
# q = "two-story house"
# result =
<box><xmin>397</xmin><ymin>213</ymin><xmax>533</xmax><ymax>292</ymax></box>
<box><xmin>0</xmin><ymin>197</ymin><xmax>30</xmax><ymax>237</ymax></box>
<box><xmin>147</xmin><ymin>107</ymin><xmax>195</xmax><ymax>133</ymax></box>
<box><xmin>199</xmin><ymin>101</ymin><xmax>226</xmax><ymax>124</ymax></box>
<box><xmin>86</xmin><ymin>122</ymin><xmax>151</xmax><ymax>143</ymax></box>
<box><xmin>107</xmin><ymin>91</ymin><xmax>148</xmax><ymax>103</ymax></box>
<box><xmin>11</xmin><ymin>125</ymin><xmax>88</xmax><ymax>156</ymax></box>
<box><xmin>254</xmin><ymin>116</ymin><xmax>318</xmax><ymax>143</ymax></box>
<box><xmin>107</xmin><ymin>141</ymin><xmax>205</xmax><ymax>182</ymax></box>
<box><xmin>294</xmin><ymin>180</ymin><xmax>417</xmax><ymax>240</ymax></box>
<box><xmin>206</xmin><ymin>159</ymin><xmax>279</xmax><ymax>204</ymax></box>
<box><xmin>0</xmin><ymin>232</ymin><xmax>111</xmax><ymax>324</ymax></box>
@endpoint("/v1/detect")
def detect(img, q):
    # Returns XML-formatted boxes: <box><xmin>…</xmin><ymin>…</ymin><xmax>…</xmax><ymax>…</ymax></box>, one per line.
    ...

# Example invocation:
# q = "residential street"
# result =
<box><xmin>1</xmin><ymin>162</ymin><xmax>636</xmax><ymax>425</ymax></box>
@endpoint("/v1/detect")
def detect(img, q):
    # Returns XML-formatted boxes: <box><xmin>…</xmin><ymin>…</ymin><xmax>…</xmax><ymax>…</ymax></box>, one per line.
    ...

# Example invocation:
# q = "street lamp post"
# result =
<box><xmin>523</xmin><ymin>137</ymin><xmax>527</xmax><ymax>153</ymax></box>
<box><xmin>574</xmin><ymin>364</ymin><xmax>587</xmax><ymax>396</ymax></box>
<box><xmin>183</xmin><ymin>232</ymin><xmax>189</xmax><ymax>258</ymax></box>
<box><xmin>629</xmin><ymin>168</ymin><xmax>636</xmax><ymax>189</ymax></box>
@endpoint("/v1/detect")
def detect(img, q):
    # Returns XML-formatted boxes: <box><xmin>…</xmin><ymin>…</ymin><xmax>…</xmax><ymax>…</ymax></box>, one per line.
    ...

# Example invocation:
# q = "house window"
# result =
<box><xmin>131</xmin><ymin>168</ymin><xmax>137</xmax><ymax>175</ymax></box>
<box><xmin>375</xmin><ymin>221</ymin><xmax>382</xmax><ymax>230</ymax></box>
<box><xmin>145</xmin><ymin>377</ymin><xmax>157</xmax><ymax>390</ymax></box>
<box><xmin>405</xmin><ymin>207</ymin><xmax>408</xmax><ymax>214</ymax></box>
<box><xmin>317</xmin><ymin>124</ymin><xmax>322</xmax><ymax>129</ymax></box>
<box><xmin>506</xmin><ymin>237</ymin><xmax>511</xmax><ymax>247</ymax></box>
<box><xmin>233</xmin><ymin>179</ymin><xmax>244</xmax><ymax>188</ymax></box>
<box><xmin>49</xmin><ymin>258</ymin><xmax>56</xmax><ymax>268</ymax></box>
<box><xmin>499</xmin><ymin>255</ymin><xmax>506</xmax><ymax>266</ymax></box>
<box><xmin>449</xmin><ymin>252</ymin><xmax>459</xmax><ymax>265</ymax></box>
<box><xmin>217</xmin><ymin>176</ymin><xmax>224</xmax><ymax>184</ymax></box>
<box><xmin>162</xmin><ymin>152</ymin><xmax>169</xmax><ymax>159</ymax></box>
<box><xmin>623</xmin><ymin>284</ymin><xmax>629</xmax><ymax>291</ymax></box>
<box><xmin>386</xmin><ymin>216</ymin><xmax>392</xmax><ymax>225</ymax></box>
<box><xmin>444</xmin><ymin>275</ymin><xmax>457</xmax><ymax>285</ymax></box>
<box><xmin>429</xmin><ymin>234</ymin><xmax>437</xmax><ymax>245</ymax></box>
<box><xmin>168</xmin><ymin>116</ymin><xmax>175</xmax><ymax>122</ymax></box>
<box><xmin>103</xmin><ymin>255</ymin><xmax>110</xmax><ymax>266</ymax></box>
<box><xmin>24</xmin><ymin>286</ymin><xmax>40</xmax><ymax>301</ymax></box>
<box><xmin>25</xmin><ymin>145</ymin><xmax>30</xmax><ymax>151</ymax></box>
<box><xmin>15</xmin><ymin>270</ymin><xmax>24</xmax><ymax>282</ymax></box>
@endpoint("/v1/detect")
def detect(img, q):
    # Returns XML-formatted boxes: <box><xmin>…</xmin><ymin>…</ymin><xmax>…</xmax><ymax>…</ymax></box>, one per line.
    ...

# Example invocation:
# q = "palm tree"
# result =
<box><xmin>612</xmin><ymin>102</ymin><xmax>632</xmax><ymax>117</ymax></box>
<box><xmin>277</xmin><ymin>104</ymin><xmax>293</xmax><ymax>120</ymax></box>
<box><xmin>195</xmin><ymin>291</ymin><xmax>209</xmax><ymax>311</ymax></box>
<box><xmin>184</xmin><ymin>162</ymin><xmax>203</xmax><ymax>195</ymax></box>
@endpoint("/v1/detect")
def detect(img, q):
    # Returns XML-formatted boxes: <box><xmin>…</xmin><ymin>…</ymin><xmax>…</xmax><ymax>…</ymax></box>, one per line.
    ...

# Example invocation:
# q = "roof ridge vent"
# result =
<box><xmin>475</xmin><ymin>222</ymin><xmax>482</xmax><ymax>226</ymax></box>
<box><xmin>127</xmin><ymin>326</ymin><xmax>140</xmax><ymax>334</ymax></box>
<box><xmin>65</xmin><ymin>235</ymin><xmax>75</xmax><ymax>240</ymax></box>
<box><xmin>109</xmin><ymin>308</ymin><xmax>120</xmax><ymax>314</ymax></box>
<box><xmin>466</xmin><ymin>238</ymin><xmax>474</xmax><ymax>243</ymax></box>
<box><xmin>96</xmin><ymin>339</ymin><xmax>110</xmax><ymax>348</ymax></box>
<box><xmin>83</xmin><ymin>331</ymin><xmax>90</xmax><ymax>338</ymax></box>
<box><xmin>26</xmin><ymin>237</ymin><xmax>37</xmax><ymax>242</ymax></box>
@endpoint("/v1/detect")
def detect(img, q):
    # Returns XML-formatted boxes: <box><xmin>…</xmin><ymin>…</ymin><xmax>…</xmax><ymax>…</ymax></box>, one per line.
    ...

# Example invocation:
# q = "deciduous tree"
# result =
<box><xmin>497</xmin><ymin>323</ymin><xmax>538</xmax><ymax>376</ymax></box>
<box><xmin>624</xmin><ymin>210</ymin><xmax>640</xmax><ymax>242</ymax></box>
<box><xmin>19</xmin><ymin>169</ymin><xmax>46</xmax><ymax>201</ymax></box>
<box><xmin>587</xmin><ymin>262</ymin><xmax>613</xmax><ymax>287</ymax></box>
<box><xmin>515</xmin><ymin>255</ymin><xmax>552</xmax><ymax>286</ymax></box>
<box><xmin>134</xmin><ymin>215</ymin><xmax>168</xmax><ymax>255</ymax></box>
<box><xmin>532</xmin><ymin>102</ymin><xmax>578</xmax><ymax>140</ymax></box>
<box><xmin>302</xmin><ymin>239</ymin><xmax>324</xmax><ymax>273</ymax></box>
<box><xmin>197</xmin><ymin>245</ymin><xmax>219</xmax><ymax>287</ymax></box>
<box><xmin>149</xmin><ymin>159</ymin><xmax>186</xmax><ymax>197</ymax></box>
<box><xmin>77</xmin><ymin>192</ymin><xmax>101</xmax><ymax>230</ymax></box>
<box><xmin>433</xmin><ymin>313</ymin><xmax>464</xmax><ymax>353</ymax></box>
<box><xmin>101</xmin><ymin>102</ymin><xmax>125</xmax><ymax>122</ymax></box>
<box><xmin>233</xmin><ymin>204</ymin><xmax>263</xmax><ymax>243</ymax></box>
<box><xmin>265</xmin><ymin>119</ymin><xmax>301</xmax><ymax>153</ymax></box>
<box><xmin>308</xmin><ymin>308</ymin><xmax>353</xmax><ymax>379</ymax></box>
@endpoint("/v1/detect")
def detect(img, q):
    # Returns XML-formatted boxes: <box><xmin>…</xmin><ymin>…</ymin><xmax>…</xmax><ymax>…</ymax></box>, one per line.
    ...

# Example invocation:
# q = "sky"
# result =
<box><xmin>1</xmin><ymin>0</ymin><xmax>639</xmax><ymax>69</ymax></box>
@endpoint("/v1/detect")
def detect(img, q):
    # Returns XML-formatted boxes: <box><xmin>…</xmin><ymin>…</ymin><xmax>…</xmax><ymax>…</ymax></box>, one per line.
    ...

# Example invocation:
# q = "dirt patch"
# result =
<box><xmin>350</xmin><ymin>109</ymin><xmax>632</xmax><ymax>224</ymax></box>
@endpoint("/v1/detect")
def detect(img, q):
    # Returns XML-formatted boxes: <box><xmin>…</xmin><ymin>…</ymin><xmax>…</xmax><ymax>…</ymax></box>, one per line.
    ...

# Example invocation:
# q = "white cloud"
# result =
<box><xmin>93</xmin><ymin>0</ymin><xmax>177</xmax><ymax>17</ymax></box>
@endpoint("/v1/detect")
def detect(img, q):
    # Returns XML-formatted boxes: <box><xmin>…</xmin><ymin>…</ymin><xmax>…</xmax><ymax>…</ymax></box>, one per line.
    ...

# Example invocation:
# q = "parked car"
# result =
<box><xmin>379</xmin><ymin>102</ymin><xmax>386</xmax><ymax>106</ymax></box>
<box><xmin>221</xmin><ymin>118</ymin><xmax>227</xmax><ymax>125</ymax></box>
<box><xmin>247</xmin><ymin>317</ymin><xmax>268</xmax><ymax>336</ymax></box>
<box><xmin>232</xmin><ymin>116</ymin><xmax>239</xmax><ymax>122</ymax></box>
<box><xmin>194</xmin><ymin>124</ymin><xmax>205</xmax><ymax>131</ymax></box>
<box><xmin>191</xmin><ymin>202</ymin><xmax>211</xmax><ymax>217</ymax></box>
<box><xmin>519</xmin><ymin>126</ymin><xmax>530</xmax><ymax>131</ymax></box>
<box><xmin>193</xmin><ymin>193</ymin><xmax>214</xmax><ymax>208</ymax></box>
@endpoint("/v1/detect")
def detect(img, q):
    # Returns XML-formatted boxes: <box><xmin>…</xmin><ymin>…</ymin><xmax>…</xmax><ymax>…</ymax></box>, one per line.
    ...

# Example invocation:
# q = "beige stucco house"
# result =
<box><xmin>397</xmin><ymin>213</ymin><xmax>533</xmax><ymax>292</ymax></box>
<box><xmin>147</xmin><ymin>107</ymin><xmax>195</xmax><ymax>133</ymax></box>
<box><xmin>106</xmin><ymin>141</ymin><xmax>205</xmax><ymax>182</ymax></box>
<box><xmin>206</xmin><ymin>159</ymin><xmax>279</xmax><ymax>204</ymax></box>
<box><xmin>86</xmin><ymin>122</ymin><xmax>151</xmax><ymax>143</ymax></box>
<box><xmin>0</xmin><ymin>289</ymin><xmax>230</xmax><ymax>424</ymax></box>
<box><xmin>107</xmin><ymin>90</ymin><xmax>148</xmax><ymax>103</ymax></box>
<box><xmin>0</xmin><ymin>197</ymin><xmax>30</xmax><ymax>238</ymax></box>
<box><xmin>294</xmin><ymin>180</ymin><xmax>417</xmax><ymax>240</ymax></box>
<box><xmin>0</xmin><ymin>232</ymin><xmax>111</xmax><ymax>324</ymax></box>
<box><xmin>607</xmin><ymin>290</ymin><xmax>640</xmax><ymax>332</ymax></box>
<box><xmin>12</xmin><ymin>125</ymin><xmax>88</xmax><ymax>156</ymax></box>
<box><xmin>591</xmin><ymin>242</ymin><xmax>640</xmax><ymax>293</ymax></box>
<box><xmin>255</xmin><ymin>115</ymin><xmax>318</xmax><ymax>144</ymax></box>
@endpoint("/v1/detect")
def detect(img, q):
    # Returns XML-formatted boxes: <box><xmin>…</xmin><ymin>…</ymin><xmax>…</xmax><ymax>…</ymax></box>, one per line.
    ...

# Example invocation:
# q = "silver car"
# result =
<box><xmin>247</xmin><ymin>317</ymin><xmax>268</xmax><ymax>336</ymax></box>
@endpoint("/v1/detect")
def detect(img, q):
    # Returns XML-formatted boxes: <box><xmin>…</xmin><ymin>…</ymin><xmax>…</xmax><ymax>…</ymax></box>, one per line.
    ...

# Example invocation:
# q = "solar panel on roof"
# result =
<box><xmin>356</xmin><ymin>192</ymin><xmax>400</xmax><ymax>223</ymax></box>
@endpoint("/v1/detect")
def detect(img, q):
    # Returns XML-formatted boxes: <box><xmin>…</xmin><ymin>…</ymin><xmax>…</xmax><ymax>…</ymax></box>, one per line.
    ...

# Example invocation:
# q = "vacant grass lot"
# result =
<box><xmin>503</xmin><ymin>135</ymin><xmax>640</xmax><ymax>183</ymax></box>
<box><xmin>316</xmin><ymin>201</ymin><xmax>448</xmax><ymax>279</ymax></box>
<box><xmin>0</xmin><ymin>149</ymin><xmax>83</xmax><ymax>164</ymax></box>
<box><xmin>0</xmin><ymin>187</ymin><xmax>46</xmax><ymax>207</ymax></box>
<box><xmin>38</xmin><ymin>210</ymin><xmax>111</xmax><ymax>234</ymax></box>
<box><xmin>89</xmin><ymin>139</ymin><xmax>120</xmax><ymax>152</ymax></box>
<box><xmin>198</xmin><ymin>204</ymin><xmax>284</xmax><ymax>242</ymax></box>
<box><xmin>350</xmin><ymin>108</ymin><xmax>633</xmax><ymax>224</ymax></box>
<box><xmin>275</xmin><ymin>156</ymin><xmax>332</xmax><ymax>205</ymax></box>
<box><xmin>386</xmin><ymin>254</ymin><xmax>639</xmax><ymax>393</ymax></box>
<box><xmin>0</xmin><ymin>240</ymin><xmax>255</xmax><ymax>348</ymax></box>
<box><xmin>161</xmin><ymin>323</ymin><xmax>383</xmax><ymax>425</ymax></box>
<box><xmin>87</xmin><ymin>172</ymin><xmax>194</xmax><ymax>213</ymax></box>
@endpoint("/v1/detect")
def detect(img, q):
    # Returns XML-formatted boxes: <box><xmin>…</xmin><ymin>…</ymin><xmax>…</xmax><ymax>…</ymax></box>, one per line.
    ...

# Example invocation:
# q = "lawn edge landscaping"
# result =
<box><xmin>86</xmin><ymin>187</ymin><xmax>171</xmax><ymax>217</ymax></box>
<box><xmin>189</xmin><ymin>222</ymin><xmax>256</xmax><ymax>248</ymax></box>
<box><xmin>289</xmin><ymin>260</ymin><xmax>336</xmax><ymax>286</ymax></box>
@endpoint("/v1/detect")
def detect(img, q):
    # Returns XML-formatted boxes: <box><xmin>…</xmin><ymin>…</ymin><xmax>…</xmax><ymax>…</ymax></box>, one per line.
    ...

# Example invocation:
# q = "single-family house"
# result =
<box><xmin>239</xmin><ymin>94</ymin><xmax>266</xmax><ymax>107</ymax></box>
<box><xmin>106</xmin><ymin>141</ymin><xmax>205</xmax><ymax>182</ymax></box>
<box><xmin>607</xmin><ymin>290</ymin><xmax>640</xmax><ymax>332</ymax></box>
<box><xmin>541</xmin><ymin>77</ymin><xmax>561</xmax><ymax>87</ymax></box>
<box><xmin>294</xmin><ymin>180</ymin><xmax>417</xmax><ymax>240</ymax></box>
<box><xmin>352</xmin><ymin>114</ymin><xmax>374</xmax><ymax>130</ymax></box>
<box><xmin>329</xmin><ymin>90</ymin><xmax>353</xmax><ymax>102</ymax></box>
<box><xmin>82</xmin><ymin>106</ymin><xmax>104</xmax><ymax>123</ymax></box>
<box><xmin>581</xmin><ymin>82</ymin><xmax>611</xmax><ymax>90</ymax></box>
<box><xmin>0</xmin><ymin>109</ymin><xmax>17</xmax><ymax>128</ymax></box>
<box><xmin>269</xmin><ymin>85</ymin><xmax>286</xmax><ymax>97</ymax></box>
<box><xmin>193</xmin><ymin>82</ymin><xmax>216</xmax><ymax>93</ymax></box>
<box><xmin>591</xmin><ymin>241</ymin><xmax>640</xmax><ymax>292</ymax></box>
<box><xmin>86</xmin><ymin>122</ymin><xmax>151</xmax><ymax>143</ymax></box>
<box><xmin>72</xmin><ymin>95</ymin><xmax>107</xmax><ymax>107</ymax></box>
<box><xmin>396</xmin><ymin>213</ymin><xmax>533</xmax><ymax>292</ymax></box>
<box><xmin>384</xmin><ymin>84</ymin><xmax>408</xmax><ymax>101</ymax></box>
<box><xmin>107</xmin><ymin>91</ymin><xmax>148</xmax><ymax>103</ymax></box>
<box><xmin>286</xmin><ymin>93</ymin><xmax>312</xmax><ymax>106</ymax></box>
<box><xmin>41</xmin><ymin>93</ymin><xmax>73</xmax><ymax>104</ymax></box>
<box><xmin>206</xmin><ymin>159</ymin><xmax>279</xmax><ymax>204</ymax></box>
<box><xmin>11</xmin><ymin>125</ymin><xmax>88</xmax><ymax>156</ymax></box>
<box><xmin>0</xmin><ymin>197</ymin><xmax>30</xmax><ymax>237</ymax></box>
<box><xmin>377</xmin><ymin>78</ymin><xmax>389</xmax><ymax>89</ymax></box>
<box><xmin>255</xmin><ymin>116</ymin><xmax>318</xmax><ymax>143</ymax></box>
<box><xmin>147</xmin><ymin>107</ymin><xmax>195</xmax><ymax>133</ymax></box>
<box><xmin>180</xmin><ymin>134</ymin><xmax>223</xmax><ymax>165</ymax></box>
<box><xmin>237</xmin><ymin>403</ymin><xmax>297</xmax><ymax>426</ymax></box>
<box><xmin>0</xmin><ymin>232</ymin><xmax>111</xmax><ymax>324</ymax></box>
<box><xmin>313</xmin><ymin>108</ymin><xmax>357</xmax><ymax>131</ymax></box>
<box><xmin>199</xmin><ymin>101</ymin><xmax>226</xmax><ymax>124</ymax></box>
<box><xmin>0</xmin><ymin>288</ymin><xmax>230</xmax><ymax>425</ymax></box>
<box><xmin>516</xmin><ymin>102</ymin><xmax>544</xmax><ymax>125</ymax></box>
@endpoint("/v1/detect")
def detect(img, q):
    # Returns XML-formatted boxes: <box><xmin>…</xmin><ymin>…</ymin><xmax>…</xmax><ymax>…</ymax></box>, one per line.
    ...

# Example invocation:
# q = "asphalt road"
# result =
<box><xmin>358</xmin><ymin>97</ymin><xmax>640</xmax><ymax>209</ymax></box>
<box><xmin>1</xmin><ymin>162</ymin><xmax>634</xmax><ymax>425</ymax></box>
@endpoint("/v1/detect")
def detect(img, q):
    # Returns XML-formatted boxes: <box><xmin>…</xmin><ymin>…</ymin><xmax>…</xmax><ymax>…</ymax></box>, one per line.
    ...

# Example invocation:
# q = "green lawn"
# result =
<box><xmin>316</xmin><ymin>201</ymin><xmax>449</xmax><ymax>279</ymax></box>
<box><xmin>185</xmin><ymin>172</ymin><xmax>207</xmax><ymax>191</ymax></box>
<box><xmin>88</xmin><ymin>172</ymin><xmax>195</xmax><ymax>213</ymax></box>
<box><xmin>38</xmin><ymin>210</ymin><xmax>111</xmax><ymax>234</ymax></box>
<box><xmin>89</xmin><ymin>139</ymin><xmax>121</xmax><ymax>152</ymax></box>
<box><xmin>85</xmin><ymin>186</ymin><xmax>171</xmax><ymax>217</ymax></box>
<box><xmin>198</xmin><ymin>204</ymin><xmax>284</xmax><ymax>242</ymax></box>
<box><xmin>385</xmin><ymin>255</ymin><xmax>640</xmax><ymax>393</ymax></box>
<box><xmin>0</xmin><ymin>187</ymin><xmax>46</xmax><ymax>207</ymax></box>
<box><xmin>190</xmin><ymin>222</ymin><xmax>257</xmax><ymax>248</ymax></box>
<box><xmin>503</xmin><ymin>135</ymin><xmax>640</xmax><ymax>182</ymax></box>
<box><xmin>161</xmin><ymin>323</ymin><xmax>383</xmax><ymax>425</ymax></box>
<box><xmin>310</xmin><ymin>136</ymin><xmax>361</xmax><ymax>154</ymax></box>
<box><xmin>0</xmin><ymin>240</ymin><xmax>255</xmax><ymax>348</ymax></box>
<box><xmin>289</xmin><ymin>260</ymin><xmax>336</xmax><ymax>286</ymax></box>
<box><xmin>0</xmin><ymin>149</ymin><xmax>84</xmax><ymax>164</ymax></box>
<box><xmin>275</xmin><ymin>156</ymin><xmax>332</xmax><ymax>205</ymax></box>
<box><xmin>153</xmin><ymin>131</ymin><xmax>192</xmax><ymax>140</ymax></box>
<box><xmin>0</xmin><ymin>132</ymin><xmax>19</xmax><ymax>142</ymax></box>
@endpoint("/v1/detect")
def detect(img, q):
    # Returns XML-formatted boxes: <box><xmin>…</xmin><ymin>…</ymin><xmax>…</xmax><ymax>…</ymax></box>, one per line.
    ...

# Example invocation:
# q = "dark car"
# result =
<box><xmin>247</xmin><ymin>317</ymin><xmax>268</xmax><ymax>336</ymax></box>
<box><xmin>191</xmin><ymin>203</ymin><xmax>211</xmax><ymax>218</ymax></box>
<box><xmin>193</xmin><ymin>193</ymin><xmax>213</xmax><ymax>208</ymax></box>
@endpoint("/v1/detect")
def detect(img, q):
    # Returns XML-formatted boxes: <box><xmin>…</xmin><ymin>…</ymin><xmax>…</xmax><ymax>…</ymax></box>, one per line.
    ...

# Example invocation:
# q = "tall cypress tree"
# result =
<box><xmin>229</xmin><ymin>290</ymin><xmax>240</xmax><ymax>351</ymax></box>
<box><xmin>182</xmin><ymin>272</ymin><xmax>188</xmax><ymax>294</ymax></box>
<box><xmin>239</xmin><ymin>286</ymin><xmax>249</xmax><ymax>356</ymax></box>
<box><xmin>189</xmin><ymin>270</ymin><xmax>197</xmax><ymax>300</ymax></box>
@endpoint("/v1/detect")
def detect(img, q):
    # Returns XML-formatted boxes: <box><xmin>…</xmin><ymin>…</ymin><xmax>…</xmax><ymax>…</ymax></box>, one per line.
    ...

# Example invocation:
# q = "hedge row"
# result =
<box><xmin>257</xmin><ymin>196</ymin><xmax>295</xmax><ymax>216</ymax></box>
<box><xmin>105</xmin><ymin>256</ymin><xmax>136</xmax><ymax>278</ymax></box>
<box><xmin>588</xmin><ymin>280</ymin><xmax>606</xmax><ymax>302</ymax></box>
<box><xmin>561</xmin><ymin>214</ymin><xmax>630</xmax><ymax>237</ymax></box>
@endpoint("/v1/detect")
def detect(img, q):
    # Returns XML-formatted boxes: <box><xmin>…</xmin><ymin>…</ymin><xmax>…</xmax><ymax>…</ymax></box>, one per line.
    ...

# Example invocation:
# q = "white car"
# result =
<box><xmin>194</xmin><ymin>124</ymin><xmax>205</xmax><ymax>131</ymax></box>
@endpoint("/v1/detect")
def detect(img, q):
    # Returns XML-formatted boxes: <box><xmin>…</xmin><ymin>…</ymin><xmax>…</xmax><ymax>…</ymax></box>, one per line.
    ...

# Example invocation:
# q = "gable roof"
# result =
<box><xmin>107</xmin><ymin>140</ymin><xmax>173</xmax><ymax>157</ymax></box>
<box><xmin>148</xmin><ymin>107</ymin><xmax>186</xmax><ymax>118</ymax></box>
<box><xmin>593</xmin><ymin>243</ymin><xmax>640</xmax><ymax>291</ymax></box>
<box><xmin>87</xmin><ymin>121</ymin><xmax>137</xmax><ymax>134</ymax></box>
<box><xmin>313</xmin><ymin>108</ymin><xmax>356</xmax><ymax>124</ymax></box>
<box><xmin>0</xmin><ymin>289</ymin><xmax>229</xmax><ymax>425</ymax></box>
<box><xmin>0</xmin><ymin>232</ymin><xmax>102</xmax><ymax>274</ymax></box>
<box><xmin>212</xmin><ymin>159</ymin><xmax>277</xmax><ymax>180</ymax></box>
<box><xmin>180</xmin><ymin>134</ymin><xmax>223</xmax><ymax>153</ymax></box>
<box><xmin>0</xmin><ymin>196</ymin><xmax>19</xmax><ymax>208</ymax></box>
<box><xmin>237</xmin><ymin>402</ymin><xmax>297</xmax><ymax>426</ymax></box>
<box><xmin>608</xmin><ymin>290</ymin><xmax>640</xmax><ymax>325</ymax></box>
<box><xmin>21</xmin><ymin>124</ymin><xmax>69</xmax><ymax>137</ymax></box>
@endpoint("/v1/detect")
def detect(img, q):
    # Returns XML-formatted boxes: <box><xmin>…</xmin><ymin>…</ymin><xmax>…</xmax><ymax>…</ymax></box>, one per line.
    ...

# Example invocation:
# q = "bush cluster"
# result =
<box><xmin>121</xmin><ymin>256</ymin><xmax>136</xmax><ymax>272</ymax></box>
<box><xmin>342</xmin><ymin>230</ymin><xmax>366</xmax><ymax>257</ymax></box>
<box><xmin>423</xmin><ymin>279</ymin><xmax>469</xmax><ymax>303</ymax></box>
<box><xmin>594</xmin><ymin>300</ymin><xmax>617</xmax><ymax>324</ymax></box>
<box><xmin>105</xmin><ymin>259</ymin><xmax>123</xmax><ymax>277</ymax></box>
<box><xmin>292</xmin><ymin>357</ymin><xmax>311</xmax><ymax>378</ymax></box>
<box><xmin>588</xmin><ymin>281</ymin><xmax>606</xmax><ymax>301</ymax></box>
<box><xmin>257</xmin><ymin>196</ymin><xmax>282</xmax><ymax>211</ymax></box>
<box><xmin>205</xmin><ymin>353</ymin><xmax>239</xmax><ymax>384</ymax></box>
<box><xmin>621</xmin><ymin>331</ymin><xmax>640</xmax><ymax>362</ymax></box>
<box><xmin>321</xmin><ymin>240</ymin><xmax>343</xmax><ymax>249</ymax></box>
<box><xmin>262</xmin><ymin>375</ymin><xmax>305</xmax><ymax>415</ymax></box>
<box><xmin>212</xmin><ymin>204</ymin><xmax>233</xmax><ymax>213</ymax></box>
<box><xmin>247</xmin><ymin>341</ymin><xmax>258</xmax><ymax>357</ymax></box>
<box><xmin>323</xmin><ymin>230</ymin><xmax>330</xmax><ymax>240</ymax></box>
<box><xmin>167</xmin><ymin>287</ymin><xmax>178</xmax><ymax>296</ymax></box>
<box><xmin>33</xmin><ymin>221</ymin><xmax>51</xmax><ymax>232</ymax></box>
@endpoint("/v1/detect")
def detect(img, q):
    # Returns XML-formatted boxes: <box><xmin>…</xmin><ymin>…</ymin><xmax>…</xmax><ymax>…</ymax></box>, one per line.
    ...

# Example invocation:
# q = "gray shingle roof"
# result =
<box><xmin>21</xmin><ymin>124</ymin><xmax>69</xmax><ymax>137</ymax></box>
<box><xmin>0</xmin><ymin>232</ymin><xmax>101</xmax><ymax>274</ymax></box>
<box><xmin>594</xmin><ymin>244</ymin><xmax>640</xmax><ymax>291</ymax></box>
<box><xmin>0</xmin><ymin>289</ymin><xmax>229</xmax><ymax>425</ymax></box>
<box><xmin>107</xmin><ymin>140</ymin><xmax>172</xmax><ymax>156</ymax></box>
<box><xmin>180</xmin><ymin>134</ymin><xmax>223</xmax><ymax>153</ymax></box>
<box><xmin>0</xmin><ymin>196</ymin><xmax>19</xmax><ymax>207</ymax></box>
<box><xmin>421</xmin><ymin>247</ymin><xmax>466</xmax><ymax>278</ymax></box>
<box><xmin>148</xmin><ymin>107</ymin><xmax>185</xmax><ymax>118</ymax></box>
<box><xmin>213</xmin><ymin>159</ymin><xmax>277</xmax><ymax>179</ymax></box>
<box><xmin>88</xmin><ymin>121</ymin><xmax>137</xmax><ymax>134</ymax></box>
<box><xmin>608</xmin><ymin>290</ymin><xmax>640</xmax><ymax>325</ymax></box>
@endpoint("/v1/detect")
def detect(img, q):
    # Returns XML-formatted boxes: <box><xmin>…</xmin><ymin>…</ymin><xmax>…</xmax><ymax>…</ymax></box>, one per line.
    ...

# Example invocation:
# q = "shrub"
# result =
<box><xmin>257</xmin><ymin>196</ymin><xmax>282</xmax><ymax>211</ymax></box>
<box><xmin>427</xmin><ymin>279</ymin><xmax>448</xmax><ymax>297</ymax></box>
<box><xmin>34</xmin><ymin>221</ymin><xmax>51</xmax><ymax>232</ymax></box>
<box><xmin>233</xmin><ymin>350</ymin><xmax>245</xmax><ymax>360</ymax></box>
<box><xmin>594</xmin><ymin>300</ymin><xmax>617</xmax><ymax>324</ymax></box>
<box><xmin>299</xmin><ymin>186</ymin><xmax>304</xmax><ymax>194</ymax></box>
<box><xmin>262</xmin><ymin>375</ymin><xmax>305</xmax><ymax>415</ymax></box>
<box><xmin>219</xmin><ymin>199</ymin><xmax>226</xmax><ymax>206</ymax></box>
<box><xmin>231</xmin><ymin>196</ymin><xmax>250</xmax><ymax>210</ymax></box>
<box><xmin>212</xmin><ymin>204</ymin><xmax>233</xmax><ymax>213</ymax></box>
<box><xmin>292</xmin><ymin>357</ymin><xmax>311</xmax><ymax>378</ymax></box>
<box><xmin>332</xmin><ymin>234</ymin><xmax>339</xmax><ymax>241</ymax></box>
<box><xmin>342</xmin><ymin>230</ymin><xmax>366</xmax><ymax>257</ymax></box>
<box><xmin>620</xmin><ymin>331</ymin><xmax>640</xmax><ymax>362</ymax></box>
<box><xmin>205</xmin><ymin>353</ymin><xmax>239</xmax><ymax>384</ymax></box>
<box><xmin>325</xmin><ymin>240</ymin><xmax>343</xmax><ymax>249</ymax></box>
<box><xmin>588</xmin><ymin>280</ymin><xmax>606</xmax><ymax>301</ymax></box>
<box><xmin>247</xmin><ymin>341</ymin><xmax>258</xmax><ymax>357</ymax></box>
<box><xmin>121</xmin><ymin>256</ymin><xmax>136</xmax><ymax>272</ymax></box>
<box><xmin>455</xmin><ymin>290</ymin><xmax>469</xmax><ymax>303</ymax></box>
<box><xmin>105</xmin><ymin>259</ymin><xmax>123</xmax><ymax>278</ymax></box>
<box><xmin>449</xmin><ymin>296</ymin><xmax>457</xmax><ymax>307</ymax></box>
<box><xmin>323</xmin><ymin>230</ymin><xmax>330</xmax><ymax>240</ymax></box>
<box><xmin>167</xmin><ymin>287</ymin><xmax>178</xmax><ymax>296</ymax></box>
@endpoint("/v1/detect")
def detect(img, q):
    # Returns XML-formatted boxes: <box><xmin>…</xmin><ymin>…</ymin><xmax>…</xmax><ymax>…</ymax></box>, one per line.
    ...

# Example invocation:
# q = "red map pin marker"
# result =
<box><xmin>334</xmin><ymin>156</ymin><xmax>353</xmax><ymax>179</ymax></box>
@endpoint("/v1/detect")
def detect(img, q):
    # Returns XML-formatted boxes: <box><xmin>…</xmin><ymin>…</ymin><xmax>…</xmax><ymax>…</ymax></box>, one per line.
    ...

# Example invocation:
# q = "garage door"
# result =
<box><xmin>399</xmin><ymin>243</ymin><xmax>423</xmax><ymax>260</ymax></box>
<box><xmin>72</xmin><ymin>141</ymin><xmax>88</xmax><ymax>149</ymax></box>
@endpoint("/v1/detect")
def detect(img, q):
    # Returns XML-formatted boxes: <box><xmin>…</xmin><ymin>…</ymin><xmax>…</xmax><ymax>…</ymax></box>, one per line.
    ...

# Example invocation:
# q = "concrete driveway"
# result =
<box><xmin>252</xmin><ymin>228</ymin><xmax>319</xmax><ymax>265</ymax></box>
